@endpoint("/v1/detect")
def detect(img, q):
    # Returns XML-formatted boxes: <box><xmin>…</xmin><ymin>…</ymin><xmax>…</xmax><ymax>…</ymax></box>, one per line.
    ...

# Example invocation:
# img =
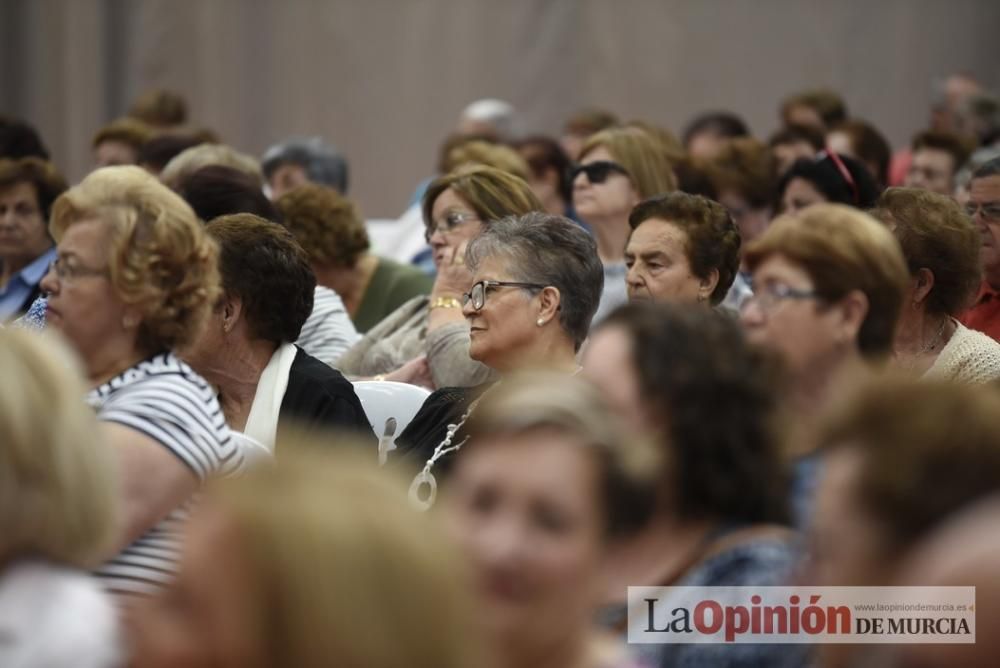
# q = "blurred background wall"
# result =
<box><xmin>2</xmin><ymin>0</ymin><xmax>999</xmax><ymax>217</ymax></box>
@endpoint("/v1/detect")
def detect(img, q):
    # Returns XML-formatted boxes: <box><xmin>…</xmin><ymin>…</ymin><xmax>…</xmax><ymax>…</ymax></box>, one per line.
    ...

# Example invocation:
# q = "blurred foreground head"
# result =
<box><xmin>130</xmin><ymin>444</ymin><xmax>478</xmax><ymax>668</ymax></box>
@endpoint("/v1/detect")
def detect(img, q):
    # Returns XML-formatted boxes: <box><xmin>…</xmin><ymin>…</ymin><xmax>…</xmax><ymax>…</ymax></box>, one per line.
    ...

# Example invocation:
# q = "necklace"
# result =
<box><xmin>897</xmin><ymin>318</ymin><xmax>949</xmax><ymax>372</ymax></box>
<box><xmin>918</xmin><ymin>318</ymin><xmax>948</xmax><ymax>355</ymax></box>
<box><xmin>408</xmin><ymin>395</ymin><xmax>485</xmax><ymax>511</ymax></box>
<box><xmin>407</xmin><ymin>365</ymin><xmax>583</xmax><ymax>511</ymax></box>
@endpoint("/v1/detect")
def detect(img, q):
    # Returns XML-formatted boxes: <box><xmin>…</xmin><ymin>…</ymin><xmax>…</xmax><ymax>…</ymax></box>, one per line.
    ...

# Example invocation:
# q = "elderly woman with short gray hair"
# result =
<box><xmin>394</xmin><ymin>211</ymin><xmax>604</xmax><ymax>504</ymax></box>
<box><xmin>262</xmin><ymin>136</ymin><xmax>349</xmax><ymax>199</ymax></box>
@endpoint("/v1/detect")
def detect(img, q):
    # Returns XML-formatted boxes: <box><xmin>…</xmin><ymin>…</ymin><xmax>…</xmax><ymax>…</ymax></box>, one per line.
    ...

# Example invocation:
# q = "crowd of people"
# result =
<box><xmin>2</xmin><ymin>72</ymin><xmax>1000</xmax><ymax>667</ymax></box>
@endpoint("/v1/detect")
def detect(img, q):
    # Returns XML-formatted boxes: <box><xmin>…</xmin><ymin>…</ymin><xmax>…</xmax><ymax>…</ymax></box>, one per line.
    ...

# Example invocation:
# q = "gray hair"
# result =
<box><xmin>465</xmin><ymin>212</ymin><xmax>603</xmax><ymax>350</ymax></box>
<box><xmin>955</xmin><ymin>148</ymin><xmax>1000</xmax><ymax>192</ymax></box>
<box><xmin>261</xmin><ymin>137</ymin><xmax>349</xmax><ymax>194</ymax></box>
<box><xmin>459</xmin><ymin>98</ymin><xmax>517</xmax><ymax>141</ymax></box>
<box><xmin>971</xmin><ymin>155</ymin><xmax>1000</xmax><ymax>181</ymax></box>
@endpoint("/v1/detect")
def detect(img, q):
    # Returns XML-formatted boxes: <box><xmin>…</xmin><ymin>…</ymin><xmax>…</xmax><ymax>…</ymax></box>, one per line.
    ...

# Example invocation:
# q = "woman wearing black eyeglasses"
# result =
<box><xmin>394</xmin><ymin>212</ymin><xmax>604</xmax><ymax>508</ymax></box>
<box><xmin>337</xmin><ymin>165</ymin><xmax>542</xmax><ymax>389</ymax></box>
<box><xmin>570</xmin><ymin>126</ymin><xmax>676</xmax><ymax>324</ymax></box>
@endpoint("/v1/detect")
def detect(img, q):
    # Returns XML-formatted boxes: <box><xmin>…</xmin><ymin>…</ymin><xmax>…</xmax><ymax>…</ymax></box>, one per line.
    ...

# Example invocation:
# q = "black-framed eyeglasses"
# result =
<box><xmin>461</xmin><ymin>280</ymin><xmax>547</xmax><ymax>311</ymax></box>
<box><xmin>741</xmin><ymin>282</ymin><xmax>820</xmax><ymax>313</ymax></box>
<box><xmin>47</xmin><ymin>257</ymin><xmax>109</xmax><ymax>283</ymax></box>
<box><xmin>424</xmin><ymin>211</ymin><xmax>480</xmax><ymax>243</ymax></box>
<box><xmin>568</xmin><ymin>160</ymin><xmax>629</xmax><ymax>185</ymax></box>
<box><xmin>965</xmin><ymin>201</ymin><xmax>1000</xmax><ymax>223</ymax></box>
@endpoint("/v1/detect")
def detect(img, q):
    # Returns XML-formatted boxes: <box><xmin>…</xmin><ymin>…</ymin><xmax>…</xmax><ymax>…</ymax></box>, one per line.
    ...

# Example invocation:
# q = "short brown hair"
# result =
<box><xmin>912</xmin><ymin>130</ymin><xmax>973</xmax><ymax>172</ymax></box>
<box><xmin>830</xmin><ymin>119</ymin><xmax>891</xmax><ymax>186</ymax></box>
<box><xmin>821</xmin><ymin>378</ymin><xmax>1000</xmax><ymax>557</ymax></box>
<box><xmin>421</xmin><ymin>165</ymin><xmax>542</xmax><ymax>237</ymax></box>
<box><xmin>442</xmin><ymin>140</ymin><xmax>529</xmax><ymax>180</ymax></box>
<box><xmin>0</xmin><ymin>157</ymin><xmax>68</xmax><ymax>220</ymax></box>
<box><xmin>563</xmin><ymin>108</ymin><xmax>619</xmax><ymax>138</ymax></box>
<box><xmin>870</xmin><ymin>187</ymin><xmax>981</xmax><ymax>317</ymax></box>
<box><xmin>205</xmin><ymin>214</ymin><xmax>315</xmax><ymax>344</ymax></box>
<box><xmin>745</xmin><ymin>204</ymin><xmax>909</xmax><ymax>359</ymax></box>
<box><xmin>628</xmin><ymin>192</ymin><xmax>741</xmax><ymax>305</ymax></box>
<box><xmin>768</xmin><ymin>124</ymin><xmax>825</xmax><ymax>152</ymax></box>
<box><xmin>128</xmin><ymin>88</ymin><xmax>188</xmax><ymax>127</ymax></box>
<box><xmin>276</xmin><ymin>183</ymin><xmax>369</xmax><ymax>268</ymax></box>
<box><xmin>91</xmin><ymin>117</ymin><xmax>154</xmax><ymax>151</ymax></box>
<box><xmin>701</xmin><ymin>137</ymin><xmax>777</xmax><ymax>208</ymax></box>
<box><xmin>600</xmin><ymin>303</ymin><xmax>788</xmax><ymax>525</ymax></box>
<box><xmin>580</xmin><ymin>126</ymin><xmax>678</xmax><ymax>198</ymax></box>
<box><xmin>51</xmin><ymin>166</ymin><xmax>218</xmax><ymax>354</ymax></box>
<box><xmin>625</xmin><ymin>120</ymin><xmax>684</xmax><ymax>164</ymax></box>
<box><xmin>781</xmin><ymin>89</ymin><xmax>848</xmax><ymax>128</ymax></box>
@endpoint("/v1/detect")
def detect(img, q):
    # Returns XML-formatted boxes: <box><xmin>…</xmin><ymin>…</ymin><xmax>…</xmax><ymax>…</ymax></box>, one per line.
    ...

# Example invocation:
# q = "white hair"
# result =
<box><xmin>459</xmin><ymin>98</ymin><xmax>517</xmax><ymax>140</ymax></box>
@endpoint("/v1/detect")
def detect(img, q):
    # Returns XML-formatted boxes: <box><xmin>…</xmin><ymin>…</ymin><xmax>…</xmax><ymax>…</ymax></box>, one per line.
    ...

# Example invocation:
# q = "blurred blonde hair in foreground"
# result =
<box><xmin>0</xmin><ymin>328</ymin><xmax>117</xmax><ymax>568</ymax></box>
<box><xmin>201</xmin><ymin>439</ymin><xmax>479</xmax><ymax>668</ymax></box>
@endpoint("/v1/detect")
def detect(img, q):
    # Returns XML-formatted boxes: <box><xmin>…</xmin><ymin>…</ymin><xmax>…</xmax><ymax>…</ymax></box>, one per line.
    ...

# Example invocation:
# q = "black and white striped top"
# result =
<box><xmin>296</xmin><ymin>285</ymin><xmax>360</xmax><ymax>367</ymax></box>
<box><xmin>88</xmin><ymin>352</ymin><xmax>242</xmax><ymax>597</ymax></box>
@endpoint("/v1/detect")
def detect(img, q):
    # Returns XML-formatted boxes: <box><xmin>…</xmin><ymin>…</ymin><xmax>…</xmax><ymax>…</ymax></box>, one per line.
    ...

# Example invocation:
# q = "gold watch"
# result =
<box><xmin>430</xmin><ymin>296</ymin><xmax>462</xmax><ymax>310</ymax></box>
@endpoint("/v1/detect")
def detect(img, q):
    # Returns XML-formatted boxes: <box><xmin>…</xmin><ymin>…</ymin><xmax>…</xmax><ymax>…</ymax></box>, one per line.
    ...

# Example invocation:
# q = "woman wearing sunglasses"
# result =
<box><xmin>337</xmin><ymin>165</ymin><xmax>542</xmax><ymax>389</ymax></box>
<box><xmin>571</xmin><ymin>126</ymin><xmax>677</xmax><ymax>323</ymax></box>
<box><xmin>395</xmin><ymin>212</ymin><xmax>604</xmax><ymax>508</ymax></box>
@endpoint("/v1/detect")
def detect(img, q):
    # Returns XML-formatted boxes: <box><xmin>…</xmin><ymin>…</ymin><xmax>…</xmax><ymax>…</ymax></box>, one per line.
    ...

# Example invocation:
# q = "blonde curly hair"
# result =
<box><xmin>50</xmin><ymin>165</ymin><xmax>219</xmax><ymax>354</ymax></box>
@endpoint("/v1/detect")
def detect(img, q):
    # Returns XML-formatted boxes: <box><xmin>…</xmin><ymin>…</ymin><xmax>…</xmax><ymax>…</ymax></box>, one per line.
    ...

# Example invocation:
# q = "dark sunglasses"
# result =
<box><xmin>568</xmin><ymin>160</ymin><xmax>629</xmax><ymax>185</ymax></box>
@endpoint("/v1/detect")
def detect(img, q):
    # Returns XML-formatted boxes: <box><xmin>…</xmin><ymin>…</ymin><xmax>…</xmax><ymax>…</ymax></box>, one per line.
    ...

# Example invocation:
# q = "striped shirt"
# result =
<box><xmin>88</xmin><ymin>353</ymin><xmax>242</xmax><ymax>597</ymax></box>
<box><xmin>296</xmin><ymin>286</ymin><xmax>361</xmax><ymax>368</ymax></box>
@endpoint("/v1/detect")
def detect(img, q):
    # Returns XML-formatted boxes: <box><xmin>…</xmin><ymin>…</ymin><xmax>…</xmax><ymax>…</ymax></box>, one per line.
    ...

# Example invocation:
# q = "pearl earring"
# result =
<box><xmin>537</xmin><ymin>318</ymin><xmax>545</xmax><ymax>327</ymax></box>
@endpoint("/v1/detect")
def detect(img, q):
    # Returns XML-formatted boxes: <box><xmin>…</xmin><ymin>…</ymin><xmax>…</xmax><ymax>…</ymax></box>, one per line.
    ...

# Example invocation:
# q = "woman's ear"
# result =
<box><xmin>911</xmin><ymin>268</ymin><xmax>935</xmax><ymax>306</ymax></box>
<box><xmin>835</xmin><ymin>289</ymin><xmax>870</xmax><ymax>345</ymax></box>
<box><xmin>536</xmin><ymin>286</ymin><xmax>562</xmax><ymax>325</ymax></box>
<box><xmin>221</xmin><ymin>294</ymin><xmax>243</xmax><ymax>334</ymax></box>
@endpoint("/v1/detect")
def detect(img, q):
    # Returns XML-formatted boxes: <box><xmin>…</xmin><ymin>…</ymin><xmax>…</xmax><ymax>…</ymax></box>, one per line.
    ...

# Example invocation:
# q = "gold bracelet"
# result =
<box><xmin>430</xmin><ymin>296</ymin><xmax>462</xmax><ymax>310</ymax></box>
<box><xmin>373</xmin><ymin>374</ymin><xmax>386</xmax><ymax>382</ymax></box>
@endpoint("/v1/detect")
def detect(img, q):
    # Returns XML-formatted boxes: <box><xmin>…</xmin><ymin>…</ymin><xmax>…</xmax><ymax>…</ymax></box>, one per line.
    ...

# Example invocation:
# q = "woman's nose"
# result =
<box><xmin>39</xmin><ymin>264</ymin><xmax>58</xmax><ymax>295</ymax></box>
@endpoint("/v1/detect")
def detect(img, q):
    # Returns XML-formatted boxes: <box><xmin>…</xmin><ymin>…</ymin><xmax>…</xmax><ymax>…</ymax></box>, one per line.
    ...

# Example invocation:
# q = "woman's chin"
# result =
<box><xmin>468</xmin><ymin>341</ymin><xmax>496</xmax><ymax>369</ymax></box>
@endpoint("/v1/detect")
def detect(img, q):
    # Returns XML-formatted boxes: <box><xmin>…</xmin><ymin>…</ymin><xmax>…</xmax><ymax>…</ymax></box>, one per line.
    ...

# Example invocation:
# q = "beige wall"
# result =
<box><xmin>3</xmin><ymin>0</ymin><xmax>999</xmax><ymax>217</ymax></box>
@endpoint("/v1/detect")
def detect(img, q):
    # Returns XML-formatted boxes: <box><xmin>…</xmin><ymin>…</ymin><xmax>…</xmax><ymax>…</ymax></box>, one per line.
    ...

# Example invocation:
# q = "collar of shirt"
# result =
<box><xmin>0</xmin><ymin>248</ymin><xmax>55</xmax><ymax>320</ymax></box>
<box><xmin>2</xmin><ymin>247</ymin><xmax>56</xmax><ymax>293</ymax></box>
<box><xmin>604</xmin><ymin>261</ymin><xmax>628</xmax><ymax>277</ymax></box>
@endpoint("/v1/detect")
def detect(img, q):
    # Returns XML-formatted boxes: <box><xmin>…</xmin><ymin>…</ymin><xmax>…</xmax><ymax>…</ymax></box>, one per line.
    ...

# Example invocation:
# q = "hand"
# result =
<box><xmin>431</xmin><ymin>242</ymin><xmax>473</xmax><ymax>300</ymax></box>
<box><xmin>385</xmin><ymin>355</ymin><xmax>434</xmax><ymax>390</ymax></box>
